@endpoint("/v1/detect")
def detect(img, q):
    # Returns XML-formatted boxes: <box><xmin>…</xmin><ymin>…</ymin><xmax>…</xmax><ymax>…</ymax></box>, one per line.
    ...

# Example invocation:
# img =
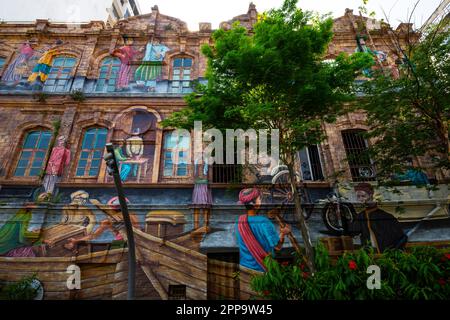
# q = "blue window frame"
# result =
<box><xmin>76</xmin><ymin>128</ymin><xmax>108</xmax><ymax>177</ymax></box>
<box><xmin>14</xmin><ymin>130</ymin><xmax>52</xmax><ymax>177</ymax></box>
<box><xmin>172</xmin><ymin>57</ymin><xmax>192</xmax><ymax>91</ymax></box>
<box><xmin>163</xmin><ymin>131</ymin><xmax>190</xmax><ymax>177</ymax></box>
<box><xmin>43</xmin><ymin>56</ymin><xmax>77</xmax><ymax>92</ymax></box>
<box><xmin>95</xmin><ymin>57</ymin><xmax>121</xmax><ymax>92</ymax></box>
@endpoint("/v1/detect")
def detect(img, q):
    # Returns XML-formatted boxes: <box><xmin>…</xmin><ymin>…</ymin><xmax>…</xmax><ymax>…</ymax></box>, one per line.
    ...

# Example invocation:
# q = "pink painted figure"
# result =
<box><xmin>43</xmin><ymin>135</ymin><xmax>71</xmax><ymax>194</ymax></box>
<box><xmin>111</xmin><ymin>40</ymin><xmax>139</xmax><ymax>90</ymax></box>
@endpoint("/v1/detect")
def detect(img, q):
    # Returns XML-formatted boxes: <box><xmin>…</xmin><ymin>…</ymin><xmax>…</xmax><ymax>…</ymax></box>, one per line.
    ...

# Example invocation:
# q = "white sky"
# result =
<box><xmin>0</xmin><ymin>0</ymin><xmax>443</xmax><ymax>30</ymax></box>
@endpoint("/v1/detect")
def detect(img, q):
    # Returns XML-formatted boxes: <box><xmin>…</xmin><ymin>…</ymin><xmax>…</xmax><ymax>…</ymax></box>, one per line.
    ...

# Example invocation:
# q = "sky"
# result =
<box><xmin>0</xmin><ymin>0</ymin><xmax>443</xmax><ymax>31</ymax></box>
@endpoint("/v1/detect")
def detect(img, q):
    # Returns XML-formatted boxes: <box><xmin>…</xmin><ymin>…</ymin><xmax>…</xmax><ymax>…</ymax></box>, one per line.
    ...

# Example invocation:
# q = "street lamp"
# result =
<box><xmin>104</xmin><ymin>143</ymin><xmax>136</xmax><ymax>300</ymax></box>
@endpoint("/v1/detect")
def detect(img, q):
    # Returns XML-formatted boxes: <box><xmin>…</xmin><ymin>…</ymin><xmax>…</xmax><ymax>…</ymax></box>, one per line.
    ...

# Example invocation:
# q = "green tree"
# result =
<box><xmin>163</xmin><ymin>0</ymin><xmax>371</xmax><ymax>271</ymax></box>
<box><xmin>360</xmin><ymin>20</ymin><xmax>450</xmax><ymax>181</ymax></box>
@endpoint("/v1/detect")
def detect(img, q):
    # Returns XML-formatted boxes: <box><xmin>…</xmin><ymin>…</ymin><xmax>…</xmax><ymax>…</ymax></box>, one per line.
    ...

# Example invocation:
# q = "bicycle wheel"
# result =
<box><xmin>321</xmin><ymin>202</ymin><xmax>356</xmax><ymax>235</ymax></box>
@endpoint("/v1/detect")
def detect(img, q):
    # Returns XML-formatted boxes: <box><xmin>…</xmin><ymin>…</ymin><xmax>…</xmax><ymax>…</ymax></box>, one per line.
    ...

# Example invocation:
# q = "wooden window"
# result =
<box><xmin>171</xmin><ymin>57</ymin><xmax>192</xmax><ymax>92</ymax></box>
<box><xmin>95</xmin><ymin>57</ymin><xmax>120</xmax><ymax>92</ymax></box>
<box><xmin>162</xmin><ymin>131</ymin><xmax>190</xmax><ymax>177</ymax></box>
<box><xmin>341</xmin><ymin>129</ymin><xmax>376</xmax><ymax>181</ymax></box>
<box><xmin>168</xmin><ymin>285</ymin><xmax>186</xmax><ymax>300</ymax></box>
<box><xmin>43</xmin><ymin>56</ymin><xmax>76</xmax><ymax>92</ymax></box>
<box><xmin>76</xmin><ymin>128</ymin><xmax>108</xmax><ymax>177</ymax></box>
<box><xmin>298</xmin><ymin>145</ymin><xmax>324</xmax><ymax>181</ymax></box>
<box><xmin>14</xmin><ymin>130</ymin><xmax>52</xmax><ymax>177</ymax></box>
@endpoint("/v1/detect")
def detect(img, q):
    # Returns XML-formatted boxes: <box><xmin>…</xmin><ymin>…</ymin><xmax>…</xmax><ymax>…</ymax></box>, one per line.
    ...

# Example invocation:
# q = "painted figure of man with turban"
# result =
<box><xmin>348</xmin><ymin>183</ymin><xmax>407</xmax><ymax>253</ymax></box>
<box><xmin>235</xmin><ymin>187</ymin><xmax>291</xmax><ymax>272</ymax></box>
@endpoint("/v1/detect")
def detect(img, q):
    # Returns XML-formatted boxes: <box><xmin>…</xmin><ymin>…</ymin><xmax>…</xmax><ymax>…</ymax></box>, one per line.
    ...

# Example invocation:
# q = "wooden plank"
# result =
<box><xmin>139</xmin><ymin>263</ymin><xmax>168</xmax><ymax>300</ymax></box>
<box><xmin>153</xmin><ymin>264</ymin><xmax>207</xmax><ymax>293</ymax></box>
<box><xmin>135</xmin><ymin>236</ymin><xmax>207</xmax><ymax>271</ymax></box>
<box><xmin>73</xmin><ymin>284</ymin><xmax>114</xmax><ymax>300</ymax></box>
<box><xmin>0</xmin><ymin>248</ymin><xmax>127</xmax><ymax>264</ymax></box>
<box><xmin>207</xmin><ymin>273</ymin><xmax>237</xmax><ymax>290</ymax></box>
<box><xmin>79</xmin><ymin>274</ymin><xmax>116</xmax><ymax>290</ymax></box>
<box><xmin>0</xmin><ymin>262</ymin><xmax>70</xmax><ymax>272</ymax></box>
<box><xmin>111</xmin><ymin>279</ymin><xmax>128</xmax><ymax>296</ymax></box>
<box><xmin>75</xmin><ymin>249</ymin><xmax>127</xmax><ymax>264</ymax></box>
<box><xmin>0</xmin><ymin>271</ymin><xmax>69</xmax><ymax>283</ymax></box>
<box><xmin>44</xmin><ymin>291</ymin><xmax>71</xmax><ymax>300</ymax></box>
<box><xmin>134</xmin><ymin>228</ymin><xmax>207</xmax><ymax>261</ymax></box>
<box><xmin>79</xmin><ymin>264</ymin><xmax>116</xmax><ymax>278</ymax></box>
<box><xmin>137</xmin><ymin>245</ymin><xmax>206</xmax><ymax>282</ymax></box>
<box><xmin>156</xmin><ymin>273</ymin><xmax>206</xmax><ymax>300</ymax></box>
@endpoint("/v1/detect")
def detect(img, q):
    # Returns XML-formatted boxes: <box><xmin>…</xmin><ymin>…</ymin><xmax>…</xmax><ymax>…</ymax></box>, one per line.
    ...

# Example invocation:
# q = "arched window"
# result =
<box><xmin>341</xmin><ymin>129</ymin><xmax>375</xmax><ymax>181</ymax></box>
<box><xmin>171</xmin><ymin>57</ymin><xmax>192</xmax><ymax>92</ymax></box>
<box><xmin>43</xmin><ymin>56</ymin><xmax>77</xmax><ymax>92</ymax></box>
<box><xmin>76</xmin><ymin>128</ymin><xmax>108</xmax><ymax>177</ymax></box>
<box><xmin>14</xmin><ymin>130</ymin><xmax>52</xmax><ymax>177</ymax></box>
<box><xmin>95</xmin><ymin>57</ymin><xmax>121</xmax><ymax>92</ymax></box>
<box><xmin>162</xmin><ymin>131</ymin><xmax>190</xmax><ymax>177</ymax></box>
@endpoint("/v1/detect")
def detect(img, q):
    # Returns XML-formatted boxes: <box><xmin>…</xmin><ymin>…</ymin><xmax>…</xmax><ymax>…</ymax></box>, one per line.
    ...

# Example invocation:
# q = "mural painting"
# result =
<box><xmin>110</xmin><ymin>109</ymin><xmax>157</xmax><ymax>183</ymax></box>
<box><xmin>110</xmin><ymin>37</ymin><xmax>141</xmax><ymax>91</ymax></box>
<box><xmin>0</xmin><ymin>42</ymin><xmax>35</xmax><ymax>86</ymax></box>
<box><xmin>27</xmin><ymin>40</ymin><xmax>65</xmax><ymax>87</ymax></box>
<box><xmin>190</xmin><ymin>157</ymin><xmax>212</xmax><ymax>234</ymax></box>
<box><xmin>42</xmin><ymin>135</ymin><xmax>71</xmax><ymax>195</ymax></box>
<box><xmin>0</xmin><ymin>184</ymin><xmax>303</xmax><ymax>299</ymax></box>
<box><xmin>134</xmin><ymin>39</ymin><xmax>170</xmax><ymax>92</ymax></box>
<box><xmin>236</xmin><ymin>188</ymin><xmax>291</xmax><ymax>272</ymax></box>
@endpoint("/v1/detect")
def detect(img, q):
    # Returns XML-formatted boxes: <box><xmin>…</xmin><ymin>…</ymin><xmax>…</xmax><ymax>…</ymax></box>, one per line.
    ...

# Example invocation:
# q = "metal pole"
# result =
<box><xmin>105</xmin><ymin>143</ymin><xmax>136</xmax><ymax>300</ymax></box>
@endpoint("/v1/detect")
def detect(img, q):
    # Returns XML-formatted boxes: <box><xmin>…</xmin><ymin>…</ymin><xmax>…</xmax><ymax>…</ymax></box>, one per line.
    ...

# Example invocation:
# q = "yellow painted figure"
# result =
<box><xmin>27</xmin><ymin>49</ymin><xmax>59</xmax><ymax>83</ymax></box>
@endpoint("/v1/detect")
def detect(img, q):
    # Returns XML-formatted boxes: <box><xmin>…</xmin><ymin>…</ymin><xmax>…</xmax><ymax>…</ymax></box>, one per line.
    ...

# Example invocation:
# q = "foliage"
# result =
<box><xmin>163</xmin><ymin>0</ymin><xmax>371</xmax><ymax>271</ymax></box>
<box><xmin>360</xmin><ymin>21</ymin><xmax>450</xmax><ymax>180</ymax></box>
<box><xmin>251</xmin><ymin>243</ymin><xmax>450</xmax><ymax>300</ymax></box>
<box><xmin>163</xmin><ymin>0</ymin><xmax>371</xmax><ymax>156</ymax></box>
<box><xmin>70</xmin><ymin>89</ymin><xmax>86</xmax><ymax>102</ymax></box>
<box><xmin>0</xmin><ymin>275</ymin><xmax>40</xmax><ymax>300</ymax></box>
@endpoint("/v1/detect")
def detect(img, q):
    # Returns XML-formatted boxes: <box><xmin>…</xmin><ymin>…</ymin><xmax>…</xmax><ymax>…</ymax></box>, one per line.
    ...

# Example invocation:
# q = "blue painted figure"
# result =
<box><xmin>235</xmin><ymin>188</ymin><xmax>291</xmax><ymax>272</ymax></box>
<box><xmin>114</xmin><ymin>140</ymin><xmax>132</xmax><ymax>182</ymax></box>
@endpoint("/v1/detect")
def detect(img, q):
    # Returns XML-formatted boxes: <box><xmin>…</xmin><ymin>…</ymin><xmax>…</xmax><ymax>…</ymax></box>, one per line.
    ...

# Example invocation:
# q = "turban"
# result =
<box><xmin>238</xmin><ymin>188</ymin><xmax>261</xmax><ymax>205</ymax></box>
<box><xmin>107</xmin><ymin>196</ymin><xmax>130</xmax><ymax>210</ymax></box>
<box><xmin>70</xmin><ymin>190</ymin><xmax>89</xmax><ymax>201</ymax></box>
<box><xmin>354</xmin><ymin>183</ymin><xmax>374</xmax><ymax>195</ymax></box>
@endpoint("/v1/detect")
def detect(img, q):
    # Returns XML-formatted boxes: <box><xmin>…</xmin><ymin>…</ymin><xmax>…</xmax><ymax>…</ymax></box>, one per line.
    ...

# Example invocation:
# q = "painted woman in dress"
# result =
<box><xmin>134</xmin><ymin>39</ymin><xmax>170</xmax><ymax>92</ymax></box>
<box><xmin>190</xmin><ymin>156</ymin><xmax>213</xmax><ymax>233</ymax></box>
<box><xmin>111</xmin><ymin>37</ymin><xmax>140</xmax><ymax>91</ymax></box>
<box><xmin>1</xmin><ymin>42</ymin><xmax>34</xmax><ymax>85</ymax></box>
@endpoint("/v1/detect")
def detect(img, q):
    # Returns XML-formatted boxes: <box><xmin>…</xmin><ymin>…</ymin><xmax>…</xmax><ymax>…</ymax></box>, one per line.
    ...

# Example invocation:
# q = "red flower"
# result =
<box><xmin>445</xmin><ymin>253</ymin><xmax>450</xmax><ymax>260</ymax></box>
<box><xmin>438</xmin><ymin>278</ymin><xmax>446</xmax><ymax>287</ymax></box>
<box><xmin>263</xmin><ymin>290</ymin><xmax>270</xmax><ymax>296</ymax></box>
<box><xmin>299</xmin><ymin>263</ymin><xmax>306</xmax><ymax>270</ymax></box>
<box><xmin>302</xmin><ymin>272</ymin><xmax>309</xmax><ymax>279</ymax></box>
<box><xmin>348</xmin><ymin>260</ymin><xmax>357</xmax><ymax>270</ymax></box>
<box><xmin>281</xmin><ymin>261</ymin><xmax>289</xmax><ymax>266</ymax></box>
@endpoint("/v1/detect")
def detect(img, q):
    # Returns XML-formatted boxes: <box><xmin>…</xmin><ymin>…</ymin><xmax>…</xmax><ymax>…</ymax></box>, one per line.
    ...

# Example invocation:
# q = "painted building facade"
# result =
<box><xmin>0</xmin><ymin>5</ymin><xmax>441</xmax><ymax>300</ymax></box>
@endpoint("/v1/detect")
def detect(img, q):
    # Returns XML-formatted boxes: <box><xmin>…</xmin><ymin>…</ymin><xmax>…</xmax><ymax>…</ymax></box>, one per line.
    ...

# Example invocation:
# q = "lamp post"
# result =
<box><xmin>104</xmin><ymin>143</ymin><xmax>136</xmax><ymax>300</ymax></box>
